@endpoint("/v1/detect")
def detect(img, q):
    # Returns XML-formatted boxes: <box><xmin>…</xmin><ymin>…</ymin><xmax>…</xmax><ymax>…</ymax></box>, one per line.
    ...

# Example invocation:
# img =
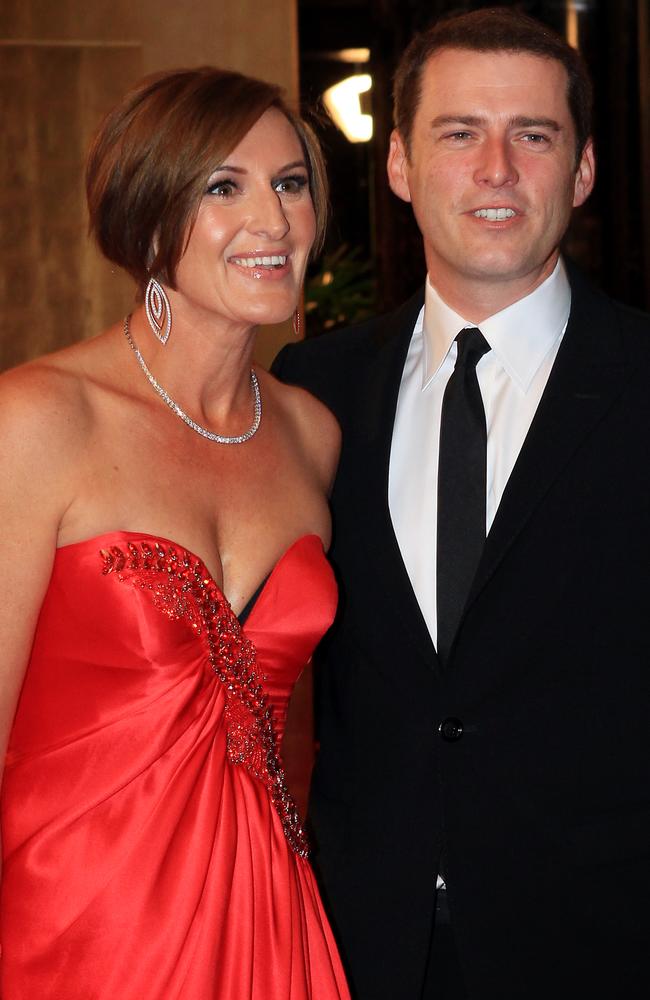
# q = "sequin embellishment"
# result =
<box><xmin>100</xmin><ymin>539</ymin><xmax>309</xmax><ymax>857</ymax></box>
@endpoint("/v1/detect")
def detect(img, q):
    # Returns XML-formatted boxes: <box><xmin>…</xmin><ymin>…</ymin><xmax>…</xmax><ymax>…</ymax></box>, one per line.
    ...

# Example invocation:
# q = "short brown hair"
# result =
<box><xmin>86</xmin><ymin>67</ymin><xmax>328</xmax><ymax>288</ymax></box>
<box><xmin>393</xmin><ymin>7</ymin><xmax>593</xmax><ymax>164</ymax></box>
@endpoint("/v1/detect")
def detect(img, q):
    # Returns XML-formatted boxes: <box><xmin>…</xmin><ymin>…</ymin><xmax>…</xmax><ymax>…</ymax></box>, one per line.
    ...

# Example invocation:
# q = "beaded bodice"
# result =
<box><xmin>100</xmin><ymin>538</ymin><xmax>309</xmax><ymax>855</ymax></box>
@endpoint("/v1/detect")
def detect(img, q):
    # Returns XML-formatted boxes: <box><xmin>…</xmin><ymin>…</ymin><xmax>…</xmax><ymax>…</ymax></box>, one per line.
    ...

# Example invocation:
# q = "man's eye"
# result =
<box><xmin>522</xmin><ymin>133</ymin><xmax>549</xmax><ymax>144</ymax></box>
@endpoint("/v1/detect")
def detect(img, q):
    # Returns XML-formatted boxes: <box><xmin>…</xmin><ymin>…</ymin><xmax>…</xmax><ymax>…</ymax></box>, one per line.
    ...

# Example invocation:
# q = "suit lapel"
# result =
<box><xmin>343</xmin><ymin>291</ymin><xmax>442</xmax><ymax>673</ymax></box>
<box><xmin>338</xmin><ymin>269</ymin><xmax>627</xmax><ymax>670</ymax></box>
<box><xmin>465</xmin><ymin>267</ymin><xmax>629</xmax><ymax>615</ymax></box>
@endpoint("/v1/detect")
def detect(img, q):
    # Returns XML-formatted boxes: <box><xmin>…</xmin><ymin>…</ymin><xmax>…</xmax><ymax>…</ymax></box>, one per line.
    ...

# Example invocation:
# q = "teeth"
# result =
<box><xmin>231</xmin><ymin>255</ymin><xmax>287</xmax><ymax>267</ymax></box>
<box><xmin>473</xmin><ymin>208</ymin><xmax>516</xmax><ymax>220</ymax></box>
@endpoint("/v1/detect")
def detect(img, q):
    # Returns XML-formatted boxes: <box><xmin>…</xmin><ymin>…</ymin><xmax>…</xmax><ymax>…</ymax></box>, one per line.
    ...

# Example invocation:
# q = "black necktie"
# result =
<box><xmin>436</xmin><ymin>328</ymin><xmax>491</xmax><ymax>665</ymax></box>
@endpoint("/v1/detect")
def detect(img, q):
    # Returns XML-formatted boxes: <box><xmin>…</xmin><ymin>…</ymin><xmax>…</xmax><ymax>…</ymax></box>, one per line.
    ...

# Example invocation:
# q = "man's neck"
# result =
<box><xmin>427</xmin><ymin>255</ymin><xmax>561</xmax><ymax>325</ymax></box>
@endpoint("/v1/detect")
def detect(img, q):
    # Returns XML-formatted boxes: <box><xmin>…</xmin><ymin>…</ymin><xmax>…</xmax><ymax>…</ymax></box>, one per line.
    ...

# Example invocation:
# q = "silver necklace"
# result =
<box><xmin>123</xmin><ymin>315</ymin><xmax>262</xmax><ymax>444</ymax></box>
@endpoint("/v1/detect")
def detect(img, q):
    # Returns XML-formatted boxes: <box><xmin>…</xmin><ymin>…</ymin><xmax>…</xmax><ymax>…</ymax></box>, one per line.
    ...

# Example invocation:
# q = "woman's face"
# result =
<box><xmin>173</xmin><ymin>108</ymin><xmax>316</xmax><ymax>330</ymax></box>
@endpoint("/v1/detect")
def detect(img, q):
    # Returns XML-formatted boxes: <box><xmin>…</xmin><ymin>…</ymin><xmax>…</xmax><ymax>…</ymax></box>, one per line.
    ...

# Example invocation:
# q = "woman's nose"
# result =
<box><xmin>247</xmin><ymin>189</ymin><xmax>290</xmax><ymax>240</ymax></box>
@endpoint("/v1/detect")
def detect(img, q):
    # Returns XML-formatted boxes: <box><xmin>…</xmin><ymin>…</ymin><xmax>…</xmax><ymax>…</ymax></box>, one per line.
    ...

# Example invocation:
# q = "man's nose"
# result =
<box><xmin>473</xmin><ymin>136</ymin><xmax>519</xmax><ymax>187</ymax></box>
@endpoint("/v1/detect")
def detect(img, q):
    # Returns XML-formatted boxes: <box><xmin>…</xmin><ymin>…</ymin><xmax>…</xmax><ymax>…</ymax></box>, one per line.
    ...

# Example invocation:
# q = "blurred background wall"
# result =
<box><xmin>0</xmin><ymin>0</ymin><xmax>298</xmax><ymax>371</ymax></box>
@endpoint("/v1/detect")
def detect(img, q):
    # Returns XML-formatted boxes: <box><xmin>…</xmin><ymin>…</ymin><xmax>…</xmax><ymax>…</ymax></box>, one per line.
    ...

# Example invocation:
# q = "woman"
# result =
<box><xmin>0</xmin><ymin>67</ymin><xmax>349</xmax><ymax>999</ymax></box>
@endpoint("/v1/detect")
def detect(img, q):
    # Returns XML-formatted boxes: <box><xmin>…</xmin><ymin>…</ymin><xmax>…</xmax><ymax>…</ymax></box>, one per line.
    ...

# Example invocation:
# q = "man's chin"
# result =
<box><xmin>460</xmin><ymin>253</ymin><xmax>555</xmax><ymax>287</ymax></box>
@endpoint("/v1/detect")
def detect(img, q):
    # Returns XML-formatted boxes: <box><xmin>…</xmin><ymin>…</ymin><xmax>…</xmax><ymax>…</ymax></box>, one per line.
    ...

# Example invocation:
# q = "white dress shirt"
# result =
<box><xmin>388</xmin><ymin>258</ymin><xmax>571</xmax><ymax>648</ymax></box>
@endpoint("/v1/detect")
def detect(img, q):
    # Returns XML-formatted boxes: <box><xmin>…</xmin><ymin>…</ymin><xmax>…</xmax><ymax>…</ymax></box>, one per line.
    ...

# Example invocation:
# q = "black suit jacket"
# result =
<box><xmin>273</xmin><ymin>265</ymin><xmax>650</xmax><ymax>999</ymax></box>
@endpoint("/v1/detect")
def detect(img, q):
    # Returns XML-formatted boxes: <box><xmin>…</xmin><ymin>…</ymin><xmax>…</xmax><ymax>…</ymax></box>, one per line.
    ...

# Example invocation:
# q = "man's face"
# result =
<box><xmin>387</xmin><ymin>48</ymin><xmax>595</xmax><ymax>311</ymax></box>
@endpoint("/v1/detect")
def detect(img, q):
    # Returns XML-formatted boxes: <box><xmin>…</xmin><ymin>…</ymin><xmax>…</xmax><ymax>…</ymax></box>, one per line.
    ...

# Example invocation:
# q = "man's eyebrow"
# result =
<box><xmin>430</xmin><ymin>114</ymin><xmax>563</xmax><ymax>131</ymax></box>
<box><xmin>430</xmin><ymin>115</ymin><xmax>487</xmax><ymax>128</ymax></box>
<box><xmin>509</xmin><ymin>116</ymin><xmax>562</xmax><ymax>131</ymax></box>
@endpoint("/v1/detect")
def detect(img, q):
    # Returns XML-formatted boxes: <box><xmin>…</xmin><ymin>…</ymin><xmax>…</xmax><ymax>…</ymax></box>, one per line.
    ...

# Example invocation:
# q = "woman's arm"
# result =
<box><xmin>0</xmin><ymin>365</ymin><xmax>79</xmax><ymax>867</ymax></box>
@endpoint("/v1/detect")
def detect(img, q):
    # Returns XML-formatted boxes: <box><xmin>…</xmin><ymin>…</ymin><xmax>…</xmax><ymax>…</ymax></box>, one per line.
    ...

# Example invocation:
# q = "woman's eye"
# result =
<box><xmin>274</xmin><ymin>175</ymin><xmax>309</xmax><ymax>195</ymax></box>
<box><xmin>207</xmin><ymin>180</ymin><xmax>237</xmax><ymax>198</ymax></box>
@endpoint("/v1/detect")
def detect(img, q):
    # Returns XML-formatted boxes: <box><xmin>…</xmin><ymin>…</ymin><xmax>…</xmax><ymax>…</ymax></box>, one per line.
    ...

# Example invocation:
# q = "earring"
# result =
<box><xmin>292</xmin><ymin>309</ymin><xmax>301</xmax><ymax>338</ymax></box>
<box><xmin>144</xmin><ymin>277</ymin><xmax>172</xmax><ymax>345</ymax></box>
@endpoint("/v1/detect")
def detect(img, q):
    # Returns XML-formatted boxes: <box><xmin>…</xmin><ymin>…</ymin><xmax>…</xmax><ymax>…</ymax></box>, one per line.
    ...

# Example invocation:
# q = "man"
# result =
<box><xmin>273</xmin><ymin>8</ymin><xmax>650</xmax><ymax>999</ymax></box>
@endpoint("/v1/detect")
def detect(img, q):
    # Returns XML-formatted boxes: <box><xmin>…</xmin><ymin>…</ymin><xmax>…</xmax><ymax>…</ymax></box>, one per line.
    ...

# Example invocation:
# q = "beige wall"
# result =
<box><xmin>0</xmin><ymin>0</ymin><xmax>299</xmax><ymax>371</ymax></box>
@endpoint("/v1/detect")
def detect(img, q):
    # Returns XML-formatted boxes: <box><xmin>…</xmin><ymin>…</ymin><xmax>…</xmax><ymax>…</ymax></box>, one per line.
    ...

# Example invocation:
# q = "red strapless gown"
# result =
<box><xmin>1</xmin><ymin>531</ymin><xmax>349</xmax><ymax>1000</ymax></box>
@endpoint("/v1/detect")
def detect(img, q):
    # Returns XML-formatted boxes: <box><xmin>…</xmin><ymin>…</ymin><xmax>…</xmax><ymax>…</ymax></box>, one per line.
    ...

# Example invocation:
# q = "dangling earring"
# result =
<box><xmin>144</xmin><ymin>277</ymin><xmax>172</xmax><ymax>345</ymax></box>
<box><xmin>292</xmin><ymin>309</ymin><xmax>302</xmax><ymax>338</ymax></box>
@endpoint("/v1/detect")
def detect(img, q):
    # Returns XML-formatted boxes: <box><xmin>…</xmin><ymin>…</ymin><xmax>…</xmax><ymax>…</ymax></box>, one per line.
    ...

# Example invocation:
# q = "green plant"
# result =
<box><xmin>305</xmin><ymin>244</ymin><xmax>376</xmax><ymax>336</ymax></box>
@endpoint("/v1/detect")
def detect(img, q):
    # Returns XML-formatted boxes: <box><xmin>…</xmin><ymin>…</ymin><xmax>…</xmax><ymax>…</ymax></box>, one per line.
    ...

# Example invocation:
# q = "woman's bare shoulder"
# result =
<box><xmin>0</xmin><ymin>353</ymin><xmax>89</xmax><ymax>441</ymax></box>
<box><xmin>0</xmin><ymin>335</ymin><xmax>114</xmax><ymax>477</ymax></box>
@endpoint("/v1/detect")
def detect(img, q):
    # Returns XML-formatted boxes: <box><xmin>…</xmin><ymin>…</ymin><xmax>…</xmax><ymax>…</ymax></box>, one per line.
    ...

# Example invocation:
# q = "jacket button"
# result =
<box><xmin>439</xmin><ymin>717</ymin><xmax>463</xmax><ymax>742</ymax></box>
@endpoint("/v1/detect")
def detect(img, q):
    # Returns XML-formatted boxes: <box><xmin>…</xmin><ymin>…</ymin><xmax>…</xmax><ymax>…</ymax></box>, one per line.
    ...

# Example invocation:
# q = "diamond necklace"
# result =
<box><xmin>123</xmin><ymin>314</ymin><xmax>262</xmax><ymax>444</ymax></box>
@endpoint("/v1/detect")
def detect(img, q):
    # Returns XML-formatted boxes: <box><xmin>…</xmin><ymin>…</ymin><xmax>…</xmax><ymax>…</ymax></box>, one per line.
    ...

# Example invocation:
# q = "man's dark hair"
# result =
<box><xmin>393</xmin><ymin>7</ymin><xmax>593</xmax><ymax>164</ymax></box>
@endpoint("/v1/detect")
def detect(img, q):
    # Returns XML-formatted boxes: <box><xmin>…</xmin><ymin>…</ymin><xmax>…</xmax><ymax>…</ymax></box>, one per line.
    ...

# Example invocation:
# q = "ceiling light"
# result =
<box><xmin>323</xmin><ymin>74</ymin><xmax>373</xmax><ymax>143</ymax></box>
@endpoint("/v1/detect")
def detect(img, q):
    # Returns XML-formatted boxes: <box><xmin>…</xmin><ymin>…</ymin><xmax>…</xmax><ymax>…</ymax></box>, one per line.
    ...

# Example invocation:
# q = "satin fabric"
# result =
<box><xmin>1</xmin><ymin>531</ymin><xmax>349</xmax><ymax>1000</ymax></box>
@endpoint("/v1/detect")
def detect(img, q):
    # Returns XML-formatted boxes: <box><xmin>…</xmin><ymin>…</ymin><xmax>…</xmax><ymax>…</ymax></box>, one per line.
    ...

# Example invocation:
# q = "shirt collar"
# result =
<box><xmin>421</xmin><ymin>258</ymin><xmax>571</xmax><ymax>392</ymax></box>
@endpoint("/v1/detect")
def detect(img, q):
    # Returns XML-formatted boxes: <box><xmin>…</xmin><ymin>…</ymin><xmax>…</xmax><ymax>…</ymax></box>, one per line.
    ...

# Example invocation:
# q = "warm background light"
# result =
<box><xmin>336</xmin><ymin>47</ymin><xmax>371</xmax><ymax>64</ymax></box>
<box><xmin>323</xmin><ymin>73</ymin><xmax>373</xmax><ymax>142</ymax></box>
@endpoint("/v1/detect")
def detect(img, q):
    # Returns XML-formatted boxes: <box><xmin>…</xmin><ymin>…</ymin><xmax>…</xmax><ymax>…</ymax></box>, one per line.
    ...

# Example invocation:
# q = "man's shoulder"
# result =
<box><xmin>567</xmin><ymin>260</ymin><xmax>650</xmax><ymax>343</ymax></box>
<box><xmin>271</xmin><ymin>288</ymin><xmax>424</xmax><ymax>389</ymax></box>
<box><xmin>277</xmin><ymin>314</ymin><xmax>379</xmax><ymax>366</ymax></box>
<box><xmin>609</xmin><ymin>296</ymin><xmax>650</xmax><ymax>339</ymax></box>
